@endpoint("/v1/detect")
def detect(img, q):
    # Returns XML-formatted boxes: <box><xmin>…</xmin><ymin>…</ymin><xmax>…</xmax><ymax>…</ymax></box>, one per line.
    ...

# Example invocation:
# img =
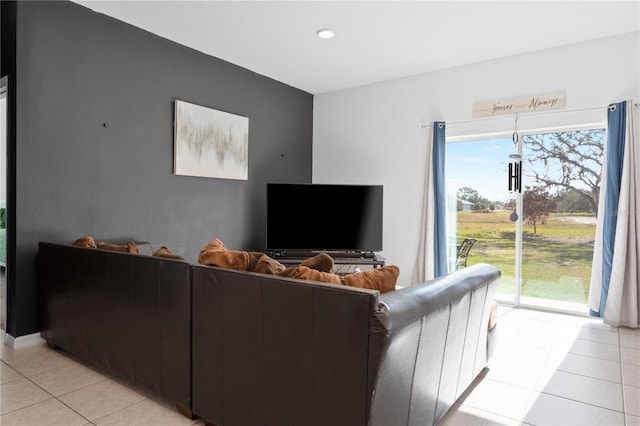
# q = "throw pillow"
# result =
<box><xmin>278</xmin><ymin>265</ymin><xmax>342</xmax><ymax>285</ymax></box>
<box><xmin>72</xmin><ymin>236</ymin><xmax>97</xmax><ymax>248</ymax></box>
<box><xmin>198</xmin><ymin>238</ymin><xmax>329</xmax><ymax>275</ymax></box>
<box><xmin>97</xmin><ymin>241</ymin><xmax>139</xmax><ymax>254</ymax></box>
<box><xmin>197</xmin><ymin>238</ymin><xmax>399</xmax><ymax>294</ymax></box>
<box><xmin>198</xmin><ymin>238</ymin><xmax>251</xmax><ymax>271</ymax></box>
<box><xmin>340</xmin><ymin>265</ymin><xmax>399</xmax><ymax>293</ymax></box>
<box><xmin>152</xmin><ymin>246</ymin><xmax>186</xmax><ymax>260</ymax></box>
<box><xmin>300</xmin><ymin>253</ymin><xmax>334</xmax><ymax>273</ymax></box>
<box><xmin>488</xmin><ymin>301</ymin><xmax>498</xmax><ymax>330</ymax></box>
<box><xmin>249</xmin><ymin>252</ymin><xmax>286</xmax><ymax>275</ymax></box>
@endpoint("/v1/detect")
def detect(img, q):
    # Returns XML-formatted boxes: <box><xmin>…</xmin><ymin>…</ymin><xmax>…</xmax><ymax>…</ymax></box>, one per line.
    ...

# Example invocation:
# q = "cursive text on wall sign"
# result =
<box><xmin>473</xmin><ymin>92</ymin><xmax>565</xmax><ymax>118</ymax></box>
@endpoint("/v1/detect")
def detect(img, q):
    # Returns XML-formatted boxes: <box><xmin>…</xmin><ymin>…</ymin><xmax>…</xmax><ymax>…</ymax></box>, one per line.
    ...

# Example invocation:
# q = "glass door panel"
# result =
<box><xmin>446</xmin><ymin>137</ymin><xmax>517</xmax><ymax>303</ymax></box>
<box><xmin>519</xmin><ymin>130</ymin><xmax>603</xmax><ymax>313</ymax></box>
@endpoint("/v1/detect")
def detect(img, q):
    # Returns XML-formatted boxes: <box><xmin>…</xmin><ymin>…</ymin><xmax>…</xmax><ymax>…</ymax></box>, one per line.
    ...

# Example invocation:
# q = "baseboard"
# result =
<box><xmin>3</xmin><ymin>332</ymin><xmax>46</xmax><ymax>349</ymax></box>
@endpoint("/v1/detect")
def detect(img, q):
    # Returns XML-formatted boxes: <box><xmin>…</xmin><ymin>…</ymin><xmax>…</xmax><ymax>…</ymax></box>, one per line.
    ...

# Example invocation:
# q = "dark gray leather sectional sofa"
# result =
<box><xmin>37</xmin><ymin>242</ymin><xmax>193</xmax><ymax>417</ymax></box>
<box><xmin>37</xmin><ymin>241</ymin><xmax>500</xmax><ymax>426</ymax></box>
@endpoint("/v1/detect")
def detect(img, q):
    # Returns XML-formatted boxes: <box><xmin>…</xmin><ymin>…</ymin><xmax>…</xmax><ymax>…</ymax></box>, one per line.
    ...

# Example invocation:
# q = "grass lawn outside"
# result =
<box><xmin>454</xmin><ymin>211</ymin><xmax>596</xmax><ymax>304</ymax></box>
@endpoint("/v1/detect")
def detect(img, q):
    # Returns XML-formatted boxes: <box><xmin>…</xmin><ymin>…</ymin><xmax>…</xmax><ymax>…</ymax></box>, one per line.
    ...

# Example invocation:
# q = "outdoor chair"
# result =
<box><xmin>455</xmin><ymin>238</ymin><xmax>476</xmax><ymax>269</ymax></box>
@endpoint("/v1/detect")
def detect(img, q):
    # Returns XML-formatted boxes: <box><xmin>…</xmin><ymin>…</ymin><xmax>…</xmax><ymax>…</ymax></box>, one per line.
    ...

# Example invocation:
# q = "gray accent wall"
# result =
<box><xmin>7</xmin><ymin>1</ymin><xmax>313</xmax><ymax>337</ymax></box>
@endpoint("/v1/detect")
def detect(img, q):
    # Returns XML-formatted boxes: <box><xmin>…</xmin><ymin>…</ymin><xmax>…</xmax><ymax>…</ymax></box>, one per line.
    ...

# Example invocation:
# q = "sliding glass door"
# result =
<box><xmin>446</xmin><ymin>137</ymin><xmax>518</xmax><ymax>302</ymax></box>
<box><xmin>446</xmin><ymin>127</ymin><xmax>603</xmax><ymax>313</ymax></box>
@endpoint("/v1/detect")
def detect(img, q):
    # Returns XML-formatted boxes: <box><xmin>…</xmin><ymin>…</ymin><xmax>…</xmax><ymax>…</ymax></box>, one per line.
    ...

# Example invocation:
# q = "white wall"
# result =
<box><xmin>313</xmin><ymin>32</ymin><xmax>640</xmax><ymax>285</ymax></box>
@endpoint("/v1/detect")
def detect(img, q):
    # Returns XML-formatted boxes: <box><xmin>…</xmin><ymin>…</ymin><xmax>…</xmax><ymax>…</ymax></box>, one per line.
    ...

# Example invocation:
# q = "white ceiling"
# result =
<box><xmin>74</xmin><ymin>1</ymin><xmax>640</xmax><ymax>94</ymax></box>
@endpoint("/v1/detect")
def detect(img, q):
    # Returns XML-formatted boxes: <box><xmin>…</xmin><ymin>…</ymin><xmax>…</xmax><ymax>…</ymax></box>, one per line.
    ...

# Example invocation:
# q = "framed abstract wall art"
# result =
<box><xmin>174</xmin><ymin>100</ymin><xmax>249</xmax><ymax>180</ymax></box>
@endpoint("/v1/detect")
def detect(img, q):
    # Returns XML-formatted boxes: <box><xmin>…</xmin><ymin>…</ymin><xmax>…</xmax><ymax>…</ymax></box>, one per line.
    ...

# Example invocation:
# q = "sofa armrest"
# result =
<box><xmin>368</xmin><ymin>264</ymin><xmax>500</xmax><ymax>426</ymax></box>
<box><xmin>374</xmin><ymin>264</ymin><xmax>501</xmax><ymax>331</ymax></box>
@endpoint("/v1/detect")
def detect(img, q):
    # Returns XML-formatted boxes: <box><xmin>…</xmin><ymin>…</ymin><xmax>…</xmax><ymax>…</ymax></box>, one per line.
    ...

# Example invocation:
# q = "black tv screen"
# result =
<box><xmin>266</xmin><ymin>183</ymin><xmax>383</xmax><ymax>252</ymax></box>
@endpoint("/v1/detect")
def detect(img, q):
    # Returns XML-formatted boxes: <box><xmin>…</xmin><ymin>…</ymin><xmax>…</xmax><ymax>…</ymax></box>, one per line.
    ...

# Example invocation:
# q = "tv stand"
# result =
<box><xmin>270</xmin><ymin>251</ymin><xmax>386</xmax><ymax>274</ymax></box>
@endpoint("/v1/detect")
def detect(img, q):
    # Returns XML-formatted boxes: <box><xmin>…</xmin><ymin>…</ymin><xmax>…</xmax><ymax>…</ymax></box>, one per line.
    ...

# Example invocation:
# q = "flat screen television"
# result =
<box><xmin>266</xmin><ymin>183</ymin><xmax>383</xmax><ymax>254</ymax></box>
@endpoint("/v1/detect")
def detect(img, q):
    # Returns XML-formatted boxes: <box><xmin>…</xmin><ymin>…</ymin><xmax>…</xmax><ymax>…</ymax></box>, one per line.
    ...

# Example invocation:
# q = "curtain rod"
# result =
<box><xmin>420</xmin><ymin>102</ymin><xmax>640</xmax><ymax>129</ymax></box>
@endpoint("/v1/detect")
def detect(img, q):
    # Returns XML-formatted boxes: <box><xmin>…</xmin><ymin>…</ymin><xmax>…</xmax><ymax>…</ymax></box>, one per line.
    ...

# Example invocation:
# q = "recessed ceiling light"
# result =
<box><xmin>316</xmin><ymin>28</ymin><xmax>334</xmax><ymax>39</ymax></box>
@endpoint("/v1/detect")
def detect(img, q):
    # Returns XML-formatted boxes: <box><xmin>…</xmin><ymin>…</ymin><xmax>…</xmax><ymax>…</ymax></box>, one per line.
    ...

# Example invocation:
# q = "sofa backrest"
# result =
<box><xmin>37</xmin><ymin>242</ymin><xmax>192</xmax><ymax>410</ymax></box>
<box><xmin>191</xmin><ymin>264</ymin><xmax>380</xmax><ymax>426</ymax></box>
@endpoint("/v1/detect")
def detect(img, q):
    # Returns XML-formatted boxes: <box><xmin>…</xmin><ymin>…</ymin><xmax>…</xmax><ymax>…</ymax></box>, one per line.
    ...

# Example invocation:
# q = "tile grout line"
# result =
<box><xmin>0</xmin><ymin>366</ymin><xmax>57</xmax><ymax>417</ymax></box>
<box><xmin>548</xmin><ymin>365</ymin><xmax>623</xmax><ymax>386</ymax></box>
<box><xmin>4</xmin><ymin>345</ymin><xmax>194</xmax><ymax>425</ymax></box>
<box><xmin>33</xmin><ymin>371</ymin><xmax>94</xmax><ymax>424</ymax></box>
<box><xmin>617</xmin><ymin>328</ymin><xmax>629</xmax><ymax>421</ymax></box>
<box><xmin>554</xmin><ymin>341</ymin><xmax>624</xmax><ymax>365</ymax></box>
<box><xmin>461</xmin><ymin>399</ymin><xmax>526</xmax><ymax>424</ymax></box>
<box><xmin>52</xmin><ymin>395</ymin><xmax>95</xmax><ymax>425</ymax></box>
<box><xmin>1</xmin><ymin>351</ymin><xmax>94</xmax><ymax>424</ymax></box>
<box><xmin>537</xmin><ymin>389</ymin><xmax>626</xmax><ymax>414</ymax></box>
<box><xmin>496</xmin><ymin>315</ymin><xmax>632</xmax><ymax>423</ymax></box>
<box><xmin>89</xmin><ymin>395</ymin><xmax>152</xmax><ymax>425</ymax></box>
<box><xmin>520</xmin><ymin>327</ymin><xmax>623</xmax><ymax>423</ymax></box>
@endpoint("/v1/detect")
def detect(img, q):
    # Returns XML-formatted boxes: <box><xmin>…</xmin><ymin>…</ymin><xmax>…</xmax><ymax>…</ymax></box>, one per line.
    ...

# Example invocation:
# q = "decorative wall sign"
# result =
<box><xmin>473</xmin><ymin>91</ymin><xmax>565</xmax><ymax>118</ymax></box>
<box><xmin>174</xmin><ymin>100</ymin><xmax>249</xmax><ymax>180</ymax></box>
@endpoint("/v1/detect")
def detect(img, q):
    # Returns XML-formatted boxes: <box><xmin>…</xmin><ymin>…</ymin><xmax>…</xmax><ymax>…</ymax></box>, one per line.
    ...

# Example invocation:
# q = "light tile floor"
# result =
<box><xmin>1</xmin><ymin>307</ymin><xmax>639</xmax><ymax>425</ymax></box>
<box><xmin>0</xmin><ymin>330</ymin><xmax>203</xmax><ymax>426</ymax></box>
<box><xmin>440</xmin><ymin>306</ymin><xmax>640</xmax><ymax>426</ymax></box>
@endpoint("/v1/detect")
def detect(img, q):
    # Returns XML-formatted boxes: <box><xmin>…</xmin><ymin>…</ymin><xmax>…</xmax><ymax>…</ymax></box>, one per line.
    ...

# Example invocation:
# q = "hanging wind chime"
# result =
<box><xmin>508</xmin><ymin>116</ymin><xmax>522</xmax><ymax>222</ymax></box>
